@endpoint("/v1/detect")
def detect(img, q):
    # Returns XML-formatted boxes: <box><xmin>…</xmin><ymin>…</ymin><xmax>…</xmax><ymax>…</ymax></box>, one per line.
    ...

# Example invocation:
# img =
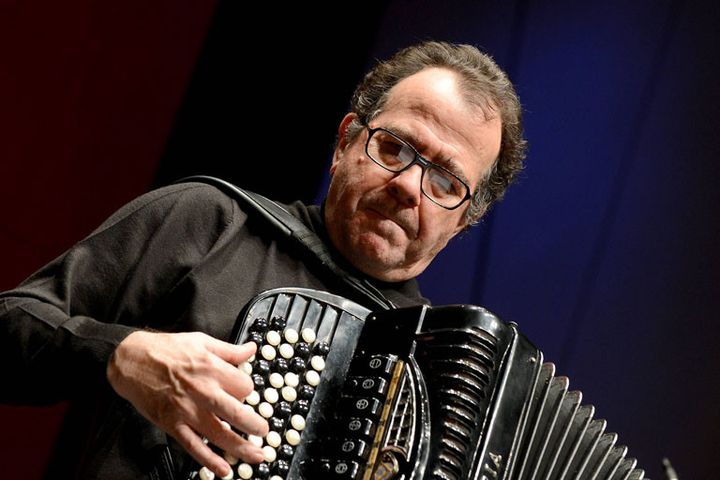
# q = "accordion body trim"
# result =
<box><xmin>188</xmin><ymin>288</ymin><xmax>646</xmax><ymax>480</ymax></box>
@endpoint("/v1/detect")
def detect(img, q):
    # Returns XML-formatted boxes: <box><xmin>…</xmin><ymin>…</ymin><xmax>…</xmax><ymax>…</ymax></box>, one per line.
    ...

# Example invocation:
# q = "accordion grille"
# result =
<box><xmin>510</xmin><ymin>362</ymin><xmax>647</xmax><ymax>480</ymax></box>
<box><xmin>417</xmin><ymin>327</ymin><xmax>499</xmax><ymax>480</ymax></box>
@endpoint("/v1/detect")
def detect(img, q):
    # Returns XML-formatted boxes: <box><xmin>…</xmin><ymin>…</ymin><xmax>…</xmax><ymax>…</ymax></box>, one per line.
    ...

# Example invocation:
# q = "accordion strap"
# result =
<box><xmin>176</xmin><ymin>175</ymin><xmax>396</xmax><ymax>311</ymax></box>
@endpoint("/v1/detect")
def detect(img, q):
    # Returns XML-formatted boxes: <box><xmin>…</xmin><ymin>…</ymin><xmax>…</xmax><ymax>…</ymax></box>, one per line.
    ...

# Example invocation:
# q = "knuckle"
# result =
<box><xmin>237</xmin><ymin>374</ymin><xmax>255</xmax><ymax>398</ymax></box>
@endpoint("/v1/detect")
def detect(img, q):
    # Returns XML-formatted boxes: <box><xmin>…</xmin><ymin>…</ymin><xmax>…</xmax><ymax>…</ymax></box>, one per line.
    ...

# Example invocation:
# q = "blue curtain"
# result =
<box><xmin>361</xmin><ymin>1</ymin><xmax>719</xmax><ymax>477</ymax></box>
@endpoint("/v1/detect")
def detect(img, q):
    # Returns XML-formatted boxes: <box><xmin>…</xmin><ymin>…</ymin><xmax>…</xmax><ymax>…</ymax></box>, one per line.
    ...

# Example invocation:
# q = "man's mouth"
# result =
<box><xmin>366</xmin><ymin>206</ymin><xmax>416</xmax><ymax>239</ymax></box>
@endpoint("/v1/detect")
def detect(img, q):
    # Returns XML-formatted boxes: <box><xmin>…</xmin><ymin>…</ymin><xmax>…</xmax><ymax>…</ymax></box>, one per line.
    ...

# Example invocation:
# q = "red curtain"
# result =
<box><xmin>0</xmin><ymin>1</ymin><xmax>217</xmax><ymax>476</ymax></box>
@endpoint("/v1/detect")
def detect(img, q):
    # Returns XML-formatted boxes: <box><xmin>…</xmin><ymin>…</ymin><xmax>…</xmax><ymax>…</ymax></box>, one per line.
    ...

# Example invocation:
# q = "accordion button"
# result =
<box><xmin>338</xmin><ymin>438</ymin><xmax>368</xmax><ymax>459</ymax></box>
<box><xmin>248</xmin><ymin>332</ymin><xmax>264</xmax><ymax>346</ymax></box>
<box><xmin>269</xmin><ymin>373</ymin><xmax>284</xmax><ymax>389</ymax></box>
<box><xmin>294</xmin><ymin>342</ymin><xmax>311</xmax><ymax>359</ymax></box>
<box><xmin>301</xmin><ymin>328</ymin><xmax>317</xmax><ymax>344</ymax></box>
<box><xmin>237</xmin><ymin>463</ymin><xmax>253</xmax><ymax>479</ymax></box>
<box><xmin>341</xmin><ymin>397</ymin><xmax>382</xmax><ymax>418</ymax></box>
<box><xmin>285</xmin><ymin>429</ymin><xmax>301</xmax><ymax>446</ymax></box>
<box><xmin>270</xmin><ymin>316</ymin><xmax>287</xmax><ymax>330</ymax></box>
<box><xmin>331</xmin><ymin>460</ymin><xmax>360</xmax><ymax>478</ymax></box>
<box><xmin>239</xmin><ymin>361</ymin><xmax>252</xmax><ymax>375</ymax></box>
<box><xmin>290</xmin><ymin>414</ymin><xmax>306</xmax><ymax>431</ymax></box>
<box><xmin>275</xmin><ymin>400</ymin><xmax>292</xmax><ymax>419</ymax></box>
<box><xmin>293</xmin><ymin>399</ymin><xmax>310</xmax><ymax>416</ymax></box>
<box><xmin>266</xmin><ymin>330</ymin><xmax>282</xmax><ymax>346</ymax></box>
<box><xmin>278</xmin><ymin>343</ymin><xmax>294</xmax><ymax>359</ymax></box>
<box><xmin>310</xmin><ymin>355</ymin><xmax>326</xmax><ymax>372</ymax></box>
<box><xmin>347</xmin><ymin>376</ymin><xmax>388</xmax><ymax>397</ymax></box>
<box><xmin>275</xmin><ymin>401</ymin><xmax>292</xmax><ymax>419</ymax></box>
<box><xmin>283</xmin><ymin>328</ymin><xmax>299</xmax><ymax>344</ymax></box>
<box><xmin>313</xmin><ymin>341</ymin><xmax>330</xmax><ymax>356</ymax></box>
<box><xmin>258</xmin><ymin>402</ymin><xmax>274</xmax><ymax>418</ymax></box>
<box><xmin>345</xmin><ymin>418</ymin><xmax>376</xmax><ymax>439</ymax></box>
<box><xmin>298</xmin><ymin>385</ymin><xmax>315</xmax><ymax>400</ymax></box>
<box><xmin>305</xmin><ymin>370</ymin><xmax>320</xmax><ymax>387</ymax></box>
<box><xmin>272</xmin><ymin>358</ymin><xmax>289</xmax><ymax>374</ymax></box>
<box><xmin>252</xmin><ymin>375</ymin><xmax>265</xmax><ymax>390</ymax></box>
<box><xmin>198</xmin><ymin>466</ymin><xmax>215</xmax><ymax>480</ymax></box>
<box><xmin>289</xmin><ymin>357</ymin><xmax>306</xmax><ymax>374</ymax></box>
<box><xmin>278</xmin><ymin>444</ymin><xmax>294</xmax><ymax>460</ymax></box>
<box><xmin>273</xmin><ymin>460</ymin><xmax>290</xmax><ymax>476</ymax></box>
<box><xmin>364</xmin><ymin>355</ymin><xmax>394</xmax><ymax>377</ymax></box>
<box><xmin>263</xmin><ymin>388</ymin><xmax>279</xmax><ymax>404</ymax></box>
<box><xmin>255</xmin><ymin>360</ymin><xmax>271</xmax><ymax>376</ymax></box>
<box><xmin>261</xmin><ymin>345</ymin><xmax>277</xmax><ymax>361</ymax></box>
<box><xmin>255</xmin><ymin>462</ymin><xmax>271</xmax><ymax>479</ymax></box>
<box><xmin>281</xmin><ymin>386</ymin><xmax>297</xmax><ymax>402</ymax></box>
<box><xmin>248</xmin><ymin>435</ymin><xmax>263</xmax><ymax>448</ymax></box>
<box><xmin>266</xmin><ymin>431</ymin><xmax>281</xmax><ymax>448</ymax></box>
<box><xmin>250</xmin><ymin>318</ymin><xmax>269</xmax><ymax>333</ymax></box>
<box><xmin>262</xmin><ymin>445</ymin><xmax>277</xmax><ymax>463</ymax></box>
<box><xmin>284</xmin><ymin>372</ymin><xmax>299</xmax><ymax>387</ymax></box>
<box><xmin>268</xmin><ymin>417</ymin><xmax>285</xmax><ymax>432</ymax></box>
<box><xmin>245</xmin><ymin>390</ymin><xmax>260</xmax><ymax>406</ymax></box>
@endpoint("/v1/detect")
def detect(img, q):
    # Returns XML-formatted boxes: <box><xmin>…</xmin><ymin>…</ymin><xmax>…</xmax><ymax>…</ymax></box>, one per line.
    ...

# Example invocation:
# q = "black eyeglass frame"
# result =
<box><xmin>364</xmin><ymin>126</ymin><xmax>472</xmax><ymax>210</ymax></box>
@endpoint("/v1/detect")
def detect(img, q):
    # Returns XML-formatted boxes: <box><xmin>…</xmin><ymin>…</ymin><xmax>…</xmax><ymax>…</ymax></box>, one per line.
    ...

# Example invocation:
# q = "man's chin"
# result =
<box><xmin>347</xmin><ymin>233</ymin><xmax>415</xmax><ymax>282</ymax></box>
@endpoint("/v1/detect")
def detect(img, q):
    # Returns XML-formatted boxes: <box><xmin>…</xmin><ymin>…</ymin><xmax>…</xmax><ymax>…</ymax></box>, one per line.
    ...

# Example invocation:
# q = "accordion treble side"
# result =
<box><xmin>188</xmin><ymin>288</ymin><xmax>646</xmax><ymax>480</ymax></box>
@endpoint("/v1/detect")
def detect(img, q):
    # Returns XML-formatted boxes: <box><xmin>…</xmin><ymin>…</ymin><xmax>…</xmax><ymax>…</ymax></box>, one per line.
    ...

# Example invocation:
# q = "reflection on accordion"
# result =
<box><xmin>188</xmin><ymin>287</ymin><xmax>647</xmax><ymax>480</ymax></box>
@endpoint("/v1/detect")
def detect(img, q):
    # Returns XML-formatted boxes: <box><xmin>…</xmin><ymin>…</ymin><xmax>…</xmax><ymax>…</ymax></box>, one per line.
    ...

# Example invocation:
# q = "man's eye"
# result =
<box><xmin>427</xmin><ymin>170</ymin><xmax>459</xmax><ymax>197</ymax></box>
<box><xmin>377</xmin><ymin>139</ymin><xmax>404</xmax><ymax>158</ymax></box>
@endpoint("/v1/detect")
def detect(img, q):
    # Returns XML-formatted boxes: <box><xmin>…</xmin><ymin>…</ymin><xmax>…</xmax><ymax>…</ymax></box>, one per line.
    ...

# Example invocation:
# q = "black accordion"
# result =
<box><xmin>189</xmin><ymin>287</ymin><xmax>647</xmax><ymax>480</ymax></box>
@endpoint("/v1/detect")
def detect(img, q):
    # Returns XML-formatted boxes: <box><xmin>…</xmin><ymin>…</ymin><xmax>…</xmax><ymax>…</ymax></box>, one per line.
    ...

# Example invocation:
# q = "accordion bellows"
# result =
<box><xmin>188</xmin><ymin>288</ymin><xmax>646</xmax><ymax>480</ymax></box>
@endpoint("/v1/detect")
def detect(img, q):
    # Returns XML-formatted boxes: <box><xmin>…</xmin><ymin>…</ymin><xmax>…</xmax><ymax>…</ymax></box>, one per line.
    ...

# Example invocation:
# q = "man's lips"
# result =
<box><xmin>365</xmin><ymin>206</ymin><xmax>417</xmax><ymax>239</ymax></box>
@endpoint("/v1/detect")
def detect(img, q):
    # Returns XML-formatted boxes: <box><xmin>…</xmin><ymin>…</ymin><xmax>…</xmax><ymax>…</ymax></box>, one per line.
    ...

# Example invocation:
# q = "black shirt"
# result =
<box><xmin>0</xmin><ymin>182</ymin><xmax>426</xmax><ymax>478</ymax></box>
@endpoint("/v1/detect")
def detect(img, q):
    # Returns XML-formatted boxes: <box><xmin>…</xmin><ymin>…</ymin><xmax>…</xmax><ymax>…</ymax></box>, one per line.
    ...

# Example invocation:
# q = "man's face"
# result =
<box><xmin>325</xmin><ymin>67</ymin><xmax>502</xmax><ymax>282</ymax></box>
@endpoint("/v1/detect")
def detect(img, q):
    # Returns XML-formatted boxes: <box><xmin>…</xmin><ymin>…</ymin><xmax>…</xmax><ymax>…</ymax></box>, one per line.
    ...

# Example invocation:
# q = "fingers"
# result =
<box><xmin>211</xmin><ymin>354</ymin><xmax>255</xmax><ymax>400</ymax></box>
<box><xmin>202</xmin><ymin>392</ymin><xmax>269</xmax><ymax>438</ymax></box>
<box><xmin>174</xmin><ymin>423</ymin><xmax>234</xmax><ymax>479</ymax></box>
<box><xmin>205</xmin><ymin>336</ymin><xmax>257</xmax><ymax>366</ymax></box>
<box><xmin>197</xmin><ymin>412</ymin><xmax>265</xmax><ymax>463</ymax></box>
<box><xmin>111</xmin><ymin>331</ymin><xmax>270</xmax><ymax>477</ymax></box>
<box><xmin>174</xmin><ymin>412</ymin><xmax>265</xmax><ymax>479</ymax></box>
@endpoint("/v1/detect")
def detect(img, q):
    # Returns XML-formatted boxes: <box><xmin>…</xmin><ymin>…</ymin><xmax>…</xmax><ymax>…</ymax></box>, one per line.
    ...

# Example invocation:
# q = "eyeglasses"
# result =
<box><xmin>364</xmin><ymin>126</ymin><xmax>472</xmax><ymax>210</ymax></box>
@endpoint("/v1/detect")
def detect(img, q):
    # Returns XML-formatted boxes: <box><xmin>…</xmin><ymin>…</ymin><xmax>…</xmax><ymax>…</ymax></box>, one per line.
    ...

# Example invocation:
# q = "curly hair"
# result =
<box><xmin>344</xmin><ymin>41</ymin><xmax>527</xmax><ymax>224</ymax></box>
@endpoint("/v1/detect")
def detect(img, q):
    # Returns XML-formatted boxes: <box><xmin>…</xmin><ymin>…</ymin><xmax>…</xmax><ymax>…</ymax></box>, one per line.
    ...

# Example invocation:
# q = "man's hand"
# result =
<box><xmin>107</xmin><ymin>330</ymin><xmax>268</xmax><ymax>478</ymax></box>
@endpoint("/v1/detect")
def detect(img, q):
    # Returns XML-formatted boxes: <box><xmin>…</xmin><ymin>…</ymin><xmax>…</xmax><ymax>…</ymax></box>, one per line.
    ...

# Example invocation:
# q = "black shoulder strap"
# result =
<box><xmin>177</xmin><ymin>176</ymin><xmax>396</xmax><ymax>310</ymax></box>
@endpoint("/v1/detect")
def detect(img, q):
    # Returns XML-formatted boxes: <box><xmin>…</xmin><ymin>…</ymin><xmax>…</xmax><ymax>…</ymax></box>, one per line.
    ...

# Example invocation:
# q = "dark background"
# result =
<box><xmin>2</xmin><ymin>0</ymin><xmax>718</xmax><ymax>478</ymax></box>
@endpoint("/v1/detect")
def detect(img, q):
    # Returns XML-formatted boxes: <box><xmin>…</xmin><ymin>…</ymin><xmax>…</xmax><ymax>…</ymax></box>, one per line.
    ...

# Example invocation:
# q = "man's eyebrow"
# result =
<box><xmin>385</xmin><ymin>124</ymin><xmax>471</xmax><ymax>184</ymax></box>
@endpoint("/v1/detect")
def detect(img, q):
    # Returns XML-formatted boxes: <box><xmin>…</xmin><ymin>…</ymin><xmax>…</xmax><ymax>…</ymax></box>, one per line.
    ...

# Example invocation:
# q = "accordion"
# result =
<box><xmin>188</xmin><ymin>287</ymin><xmax>646</xmax><ymax>480</ymax></box>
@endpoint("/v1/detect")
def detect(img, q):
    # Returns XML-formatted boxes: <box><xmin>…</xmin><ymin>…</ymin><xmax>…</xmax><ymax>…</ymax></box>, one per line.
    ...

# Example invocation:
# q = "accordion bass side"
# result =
<box><xmin>190</xmin><ymin>288</ymin><xmax>647</xmax><ymax>480</ymax></box>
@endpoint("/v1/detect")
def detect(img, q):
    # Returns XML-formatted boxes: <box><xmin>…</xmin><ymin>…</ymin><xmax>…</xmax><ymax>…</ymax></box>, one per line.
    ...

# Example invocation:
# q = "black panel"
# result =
<box><xmin>156</xmin><ymin>2</ymin><xmax>389</xmax><ymax>204</ymax></box>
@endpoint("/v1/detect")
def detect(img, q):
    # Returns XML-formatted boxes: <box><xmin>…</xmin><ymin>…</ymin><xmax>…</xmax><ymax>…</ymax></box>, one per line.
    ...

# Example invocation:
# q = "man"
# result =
<box><xmin>0</xmin><ymin>41</ymin><xmax>525</xmax><ymax>479</ymax></box>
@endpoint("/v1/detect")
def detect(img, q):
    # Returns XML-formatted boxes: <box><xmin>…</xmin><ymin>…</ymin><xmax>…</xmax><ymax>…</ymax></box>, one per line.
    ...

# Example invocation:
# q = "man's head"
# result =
<box><xmin>325</xmin><ymin>41</ymin><xmax>526</xmax><ymax>282</ymax></box>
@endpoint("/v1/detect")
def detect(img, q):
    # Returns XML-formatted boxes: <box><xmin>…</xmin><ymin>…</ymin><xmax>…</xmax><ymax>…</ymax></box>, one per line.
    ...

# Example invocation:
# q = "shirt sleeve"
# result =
<box><xmin>0</xmin><ymin>183</ymin><xmax>237</xmax><ymax>405</ymax></box>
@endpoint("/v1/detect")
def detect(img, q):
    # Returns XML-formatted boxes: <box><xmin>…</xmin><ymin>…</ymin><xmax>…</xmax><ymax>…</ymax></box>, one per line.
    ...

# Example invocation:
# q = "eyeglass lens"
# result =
<box><xmin>366</xmin><ymin>129</ymin><xmax>467</xmax><ymax>208</ymax></box>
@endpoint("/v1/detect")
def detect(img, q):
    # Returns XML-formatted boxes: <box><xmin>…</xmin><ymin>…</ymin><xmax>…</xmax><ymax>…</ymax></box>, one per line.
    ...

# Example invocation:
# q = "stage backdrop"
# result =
<box><xmin>1</xmin><ymin>1</ymin><xmax>718</xmax><ymax>478</ymax></box>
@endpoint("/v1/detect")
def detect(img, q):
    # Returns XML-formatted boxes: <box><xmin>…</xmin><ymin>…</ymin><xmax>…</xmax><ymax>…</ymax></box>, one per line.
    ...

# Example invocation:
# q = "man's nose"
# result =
<box><xmin>387</xmin><ymin>164</ymin><xmax>423</xmax><ymax>207</ymax></box>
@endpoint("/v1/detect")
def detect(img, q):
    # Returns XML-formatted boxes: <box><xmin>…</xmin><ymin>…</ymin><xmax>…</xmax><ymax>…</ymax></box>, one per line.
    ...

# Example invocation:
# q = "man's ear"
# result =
<box><xmin>331</xmin><ymin>113</ymin><xmax>359</xmax><ymax>175</ymax></box>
